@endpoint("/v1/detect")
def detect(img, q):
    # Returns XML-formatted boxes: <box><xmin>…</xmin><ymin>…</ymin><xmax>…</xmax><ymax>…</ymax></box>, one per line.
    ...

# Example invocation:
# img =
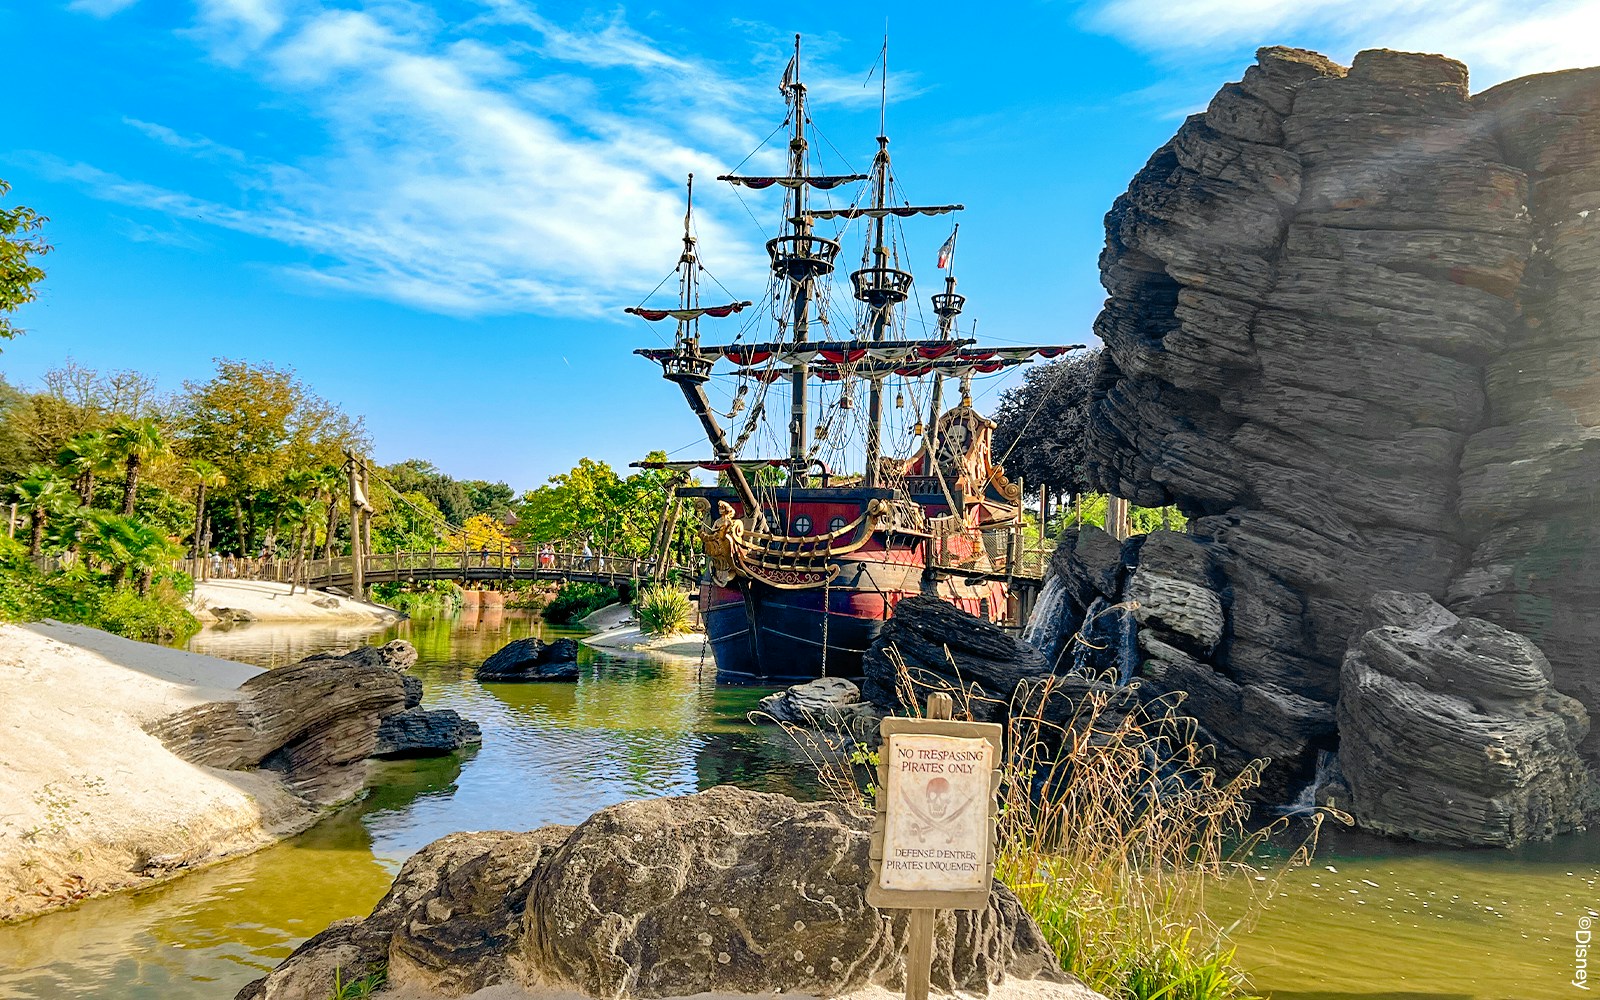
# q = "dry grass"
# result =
<box><xmin>782</xmin><ymin>647</ymin><xmax>1333</xmax><ymax>1000</ymax></box>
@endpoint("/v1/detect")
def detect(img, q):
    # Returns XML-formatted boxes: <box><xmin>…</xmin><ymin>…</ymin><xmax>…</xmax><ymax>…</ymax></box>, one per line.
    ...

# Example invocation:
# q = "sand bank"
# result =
<box><xmin>190</xmin><ymin>579</ymin><xmax>402</xmax><ymax>624</ymax></box>
<box><xmin>0</xmin><ymin>621</ymin><xmax>318</xmax><ymax>923</ymax></box>
<box><xmin>577</xmin><ymin>603</ymin><xmax>709</xmax><ymax>660</ymax></box>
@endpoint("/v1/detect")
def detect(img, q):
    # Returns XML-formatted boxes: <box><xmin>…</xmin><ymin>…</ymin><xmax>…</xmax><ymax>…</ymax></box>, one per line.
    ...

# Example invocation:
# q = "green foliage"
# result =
<box><xmin>371</xmin><ymin>580</ymin><xmax>463</xmax><ymax>615</ymax></box>
<box><xmin>515</xmin><ymin>452</ymin><xmax>678</xmax><ymax>559</ymax></box>
<box><xmin>0</xmin><ymin>179</ymin><xmax>51</xmax><ymax>344</ymax></box>
<box><xmin>327</xmin><ymin>964</ymin><xmax>387</xmax><ymax>1000</ymax></box>
<box><xmin>0</xmin><ymin>537</ymin><xmax>198</xmax><ymax>641</ymax></box>
<box><xmin>543</xmin><ymin>581</ymin><xmax>618</xmax><ymax>624</ymax></box>
<box><xmin>1058</xmin><ymin>493</ymin><xmax>1187</xmax><ymax>538</ymax></box>
<box><xmin>634</xmin><ymin>585</ymin><xmax>693</xmax><ymax>636</ymax></box>
<box><xmin>991</xmin><ymin>350</ymin><xmax>1103</xmax><ymax>498</ymax></box>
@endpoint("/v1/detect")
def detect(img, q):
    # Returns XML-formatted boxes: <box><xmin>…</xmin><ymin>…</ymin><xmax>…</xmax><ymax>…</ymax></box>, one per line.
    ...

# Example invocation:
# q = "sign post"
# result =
<box><xmin>867</xmin><ymin>692</ymin><xmax>1003</xmax><ymax>1000</ymax></box>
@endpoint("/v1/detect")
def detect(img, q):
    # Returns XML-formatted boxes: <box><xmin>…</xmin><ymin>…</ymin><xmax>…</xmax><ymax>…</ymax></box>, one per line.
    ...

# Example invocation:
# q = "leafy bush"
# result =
<box><xmin>0</xmin><ymin>536</ymin><xmax>199</xmax><ymax>642</ymax></box>
<box><xmin>635</xmin><ymin>585</ymin><xmax>694</xmax><ymax>637</ymax></box>
<box><xmin>506</xmin><ymin>580</ymin><xmax>560</xmax><ymax>611</ymax></box>
<box><xmin>543</xmin><ymin>581</ymin><xmax>617</xmax><ymax>624</ymax></box>
<box><xmin>371</xmin><ymin>580</ymin><xmax>462</xmax><ymax>616</ymax></box>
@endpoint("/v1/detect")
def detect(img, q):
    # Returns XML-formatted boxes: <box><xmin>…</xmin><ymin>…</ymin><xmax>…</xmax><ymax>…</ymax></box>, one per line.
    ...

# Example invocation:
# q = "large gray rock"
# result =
<box><xmin>148</xmin><ymin>656</ymin><xmax>408</xmax><ymax>804</ymax></box>
<box><xmin>754</xmin><ymin>677</ymin><xmax>880</xmax><ymax>734</ymax></box>
<box><xmin>237</xmin><ymin>787</ymin><xmax>1098</xmax><ymax>1000</ymax></box>
<box><xmin>1338</xmin><ymin>593</ymin><xmax>1594</xmax><ymax>846</ymax></box>
<box><xmin>300</xmin><ymin>639</ymin><xmax>419</xmax><ymax>671</ymax></box>
<box><xmin>477</xmin><ymin>637</ymin><xmax>580</xmax><ymax>682</ymax></box>
<box><xmin>1069</xmin><ymin>44</ymin><xmax>1600</xmax><ymax>813</ymax></box>
<box><xmin>862</xmin><ymin>596</ymin><xmax>1047</xmax><ymax>719</ymax></box>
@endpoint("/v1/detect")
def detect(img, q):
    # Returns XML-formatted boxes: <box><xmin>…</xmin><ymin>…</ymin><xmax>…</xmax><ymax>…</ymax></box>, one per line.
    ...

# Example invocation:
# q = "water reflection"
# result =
<box><xmin>0</xmin><ymin>613</ymin><xmax>812</xmax><ymax>1000</ymax></box>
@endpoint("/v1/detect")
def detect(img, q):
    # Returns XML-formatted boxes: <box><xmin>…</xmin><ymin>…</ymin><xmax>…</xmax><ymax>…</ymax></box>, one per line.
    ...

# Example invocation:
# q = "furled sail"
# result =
<box><xmin>808</xmin><ymin>204</ymin><xmax>963</xmax><ymax>220</ymax></box>
<box><xmin>718</xmin><ymin>174</ymin><xmax>867</xmax><ymax>190</ymax></box>
<box><xmin>625</xmin><ymin>301</ymin><xmax>754</xmax><ymax>322</ymax></box>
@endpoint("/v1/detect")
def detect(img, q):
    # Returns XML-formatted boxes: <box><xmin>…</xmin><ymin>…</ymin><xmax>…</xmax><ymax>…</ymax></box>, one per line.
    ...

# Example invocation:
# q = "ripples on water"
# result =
<box><xmin>0</xmin><ymin>611</ymin><xmax>1596</xmax><ymax>999</ymax></box>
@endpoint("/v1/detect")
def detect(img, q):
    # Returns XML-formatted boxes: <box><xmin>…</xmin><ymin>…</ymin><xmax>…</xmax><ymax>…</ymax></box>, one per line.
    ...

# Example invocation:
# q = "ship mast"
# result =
<box><xmin>784</xmin><ymin>35</ymin><xmax>814</xmax><ymax>479</ymax></box>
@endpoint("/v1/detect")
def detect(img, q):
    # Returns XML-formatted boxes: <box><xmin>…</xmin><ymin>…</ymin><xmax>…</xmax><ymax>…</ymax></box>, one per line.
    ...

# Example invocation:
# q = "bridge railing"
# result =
<box><xmin>176</xmin><ymin>550</ymin><xmax>650</xmax><ymax>587</ymax></box>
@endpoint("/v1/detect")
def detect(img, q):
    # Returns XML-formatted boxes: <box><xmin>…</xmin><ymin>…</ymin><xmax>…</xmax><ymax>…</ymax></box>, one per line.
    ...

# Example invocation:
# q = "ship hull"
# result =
<box><xmin>700</xmin><ymin>551</ymin><xmax>1006</xmax><ymax>685</ymax></box>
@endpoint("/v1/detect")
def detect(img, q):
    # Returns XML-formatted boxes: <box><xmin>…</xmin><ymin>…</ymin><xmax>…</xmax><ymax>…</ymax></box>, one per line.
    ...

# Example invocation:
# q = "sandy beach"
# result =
<box><xmin>190</xmin><ymin>579</ymin><xmax>403</xmax><ymax>624</ymax></box>
<box><xmin>0</xmin><ymin>621</ymin><xmax>319</xmax><ymax>923</ymax></box>
<box><xmin>578</xmin><ymin>602</ymin><xmax>710</xmax><ymax>660</ymax></box>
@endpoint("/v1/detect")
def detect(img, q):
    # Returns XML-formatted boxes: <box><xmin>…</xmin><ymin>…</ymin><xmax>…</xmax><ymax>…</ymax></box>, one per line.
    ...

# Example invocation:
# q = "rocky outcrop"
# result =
<box><xmin>238</xmin><ymin>786</ymin><xmax>1096</xmax><ymax>1000</ymax></box>
<box><xmin>754</xmin><ymin>676</ymin><xmax>880</xmax><ymax>734</ymax></box>
<box><xmin>1338</xmin><ymin>592</ymin><xmax>1593</xmax><ymax>845</ymax></box>
<box><xmin>1061</xmin><ymin>45</ymin><xmax>1600</xmax><ymax>819</ymax></box>
<box><xmin>477</xmin><ymin>637</ymin><xmax>581</xmax><ymax>682</ymax></box>
<box><xmin>863</xmin><ymin>595</ymin><xmax>1046</xmax><ymax>720</ymax></box>
<box><xmin>150</xmin><ymin>640</ymin><xmax>478</xmax><ymax>803</ymax></box>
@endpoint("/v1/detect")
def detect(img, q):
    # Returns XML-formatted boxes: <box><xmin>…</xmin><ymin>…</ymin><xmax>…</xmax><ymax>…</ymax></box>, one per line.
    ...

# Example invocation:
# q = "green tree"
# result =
<box><xmin>0</xmin><ymin>179</ymin><xmax>51</xmax><ymax>344</ymax></box>
<box><xmin>991</xmin><ymin>350</ymin><xmax>1103</xmax><ymax>502</ymax></box>
<box><xmin>11</xmin><ymin>465</ymin><xmax>75</xmax><ymax>557</ymax></box>
<box><xmin>185</xmin><ymin>459</ymin><xmax>226</xmax><ymax>557</ymax></box>
<box><xmin>106</xmin><ymin>417</ymin><xmax>171</xmax><ymax>517</ymax></box>
<box><xmin>56</xmin><ymin>430</ymin><xmax>118</xmax><ymax>506</ymax></box>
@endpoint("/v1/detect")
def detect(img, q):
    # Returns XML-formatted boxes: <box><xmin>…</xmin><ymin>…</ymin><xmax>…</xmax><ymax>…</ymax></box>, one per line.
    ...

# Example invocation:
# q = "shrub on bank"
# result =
<box><xmin>635</xmin><ymin>585</ymin><xmax>694</xmax><ymax>636</ymax></box>
<box><xmin>0</xmin><ymin>537</ymin><xmax>199</xmax><ymax>642</ymax></box>
<box><xmin>543</xmin><ymin>582</ymin><xmax>617</xmax><ymax>624</ymax></box>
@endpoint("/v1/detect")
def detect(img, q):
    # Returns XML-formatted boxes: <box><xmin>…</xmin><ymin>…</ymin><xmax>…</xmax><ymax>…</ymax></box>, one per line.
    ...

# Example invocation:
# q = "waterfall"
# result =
<box><xmin>1021</xmin><ymin>575</ymin><xmax>1068</xmax><ymax>660</ymax></box>
<box><xmin>1279</xmin><ymin>750</ymin><xmax>1339</xmax><ymax>815</ymax></box>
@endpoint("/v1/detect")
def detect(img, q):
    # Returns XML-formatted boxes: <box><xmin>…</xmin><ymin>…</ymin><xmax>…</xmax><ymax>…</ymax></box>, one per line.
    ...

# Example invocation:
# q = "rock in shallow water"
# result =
<box><xmin>476</xmin><ymin>637</ymin><xmax>580</xmax><ymax>682</ymax></box>
<box><xmin>373</xmin><ymin>707</ymin><xmax>482</xmax><ymax>759</ymax></box>
<box><xmin>1337</xmin><ymin>592</ymin><xmax>1595</xmax><ymax>846</ymax></box>
<box><xmin>237</xmin><ymin>786</ymin><xmax>1097</xmax><ymax>1000</ymax></box>
<box><xmin>754</xmin><ymin>676</ymin><xmax>879</xmax><ymax>733</ymax></box>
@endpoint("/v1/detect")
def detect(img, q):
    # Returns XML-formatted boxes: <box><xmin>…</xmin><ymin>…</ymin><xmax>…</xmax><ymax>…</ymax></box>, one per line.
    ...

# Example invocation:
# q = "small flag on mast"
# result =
<box><xmin>780</xmin><ymin>54</ymin><xmax>797</xmax><ymax>93</ymax></box>
<box><xmin>937</xmin><ymin>229</ymin><xmax>957</xmax><ymax>270</ymax></box>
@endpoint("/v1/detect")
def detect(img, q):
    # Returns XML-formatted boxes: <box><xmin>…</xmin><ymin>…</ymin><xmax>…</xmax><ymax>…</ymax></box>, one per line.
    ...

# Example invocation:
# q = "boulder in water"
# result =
<box><xmin>476</xmin><ymin>637</ymin><xmax>580</xmax><ymax>682</ymax></box>
<box><xmin>754</xmin><ymin>677</ymin><xmax>880</xmax><ymax>733</ymax></box>
<box><xmin>1338</xmin><ymin>592</ymin><xmax>1594</xmax><ymax>846</ymax></box>
<box><xmin>862</xmin><ymin>596</ymin><xmax>1046</xmax><ymax>719</ymax></box>
<box><xmin>373</xmin><ymin>708</ymin><xmax>482</xmax><ymax>759</ymax></box>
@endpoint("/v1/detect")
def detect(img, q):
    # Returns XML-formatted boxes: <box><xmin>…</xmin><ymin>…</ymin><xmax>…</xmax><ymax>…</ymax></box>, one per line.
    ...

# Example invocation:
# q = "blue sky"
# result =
<box><xmin>4</xmin><ymin>0</ymin><xmax>1597</xmax><ymax>491</ymax></box>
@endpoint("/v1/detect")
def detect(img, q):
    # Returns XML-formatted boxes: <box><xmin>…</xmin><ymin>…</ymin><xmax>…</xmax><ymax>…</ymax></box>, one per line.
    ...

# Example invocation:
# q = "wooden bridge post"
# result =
<box><xmin>346</xmin><ymin>453</ymin><xmax>366</xmax><ymax>600</ymax></box>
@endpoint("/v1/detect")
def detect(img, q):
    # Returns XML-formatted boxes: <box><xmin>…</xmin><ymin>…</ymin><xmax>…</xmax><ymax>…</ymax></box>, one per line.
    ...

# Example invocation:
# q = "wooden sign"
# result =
<box><xmin>867</xmin><ymin>693</ymin><xmax>1003</xmax><ymax>1000</ymax></box>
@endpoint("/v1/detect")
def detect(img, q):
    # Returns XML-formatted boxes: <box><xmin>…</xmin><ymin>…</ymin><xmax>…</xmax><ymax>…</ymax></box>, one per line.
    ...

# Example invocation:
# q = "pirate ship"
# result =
<box><xmin>627</xmin><ymin>37</ymin><xmax>1080</xmax><ymax>684</ymax></box>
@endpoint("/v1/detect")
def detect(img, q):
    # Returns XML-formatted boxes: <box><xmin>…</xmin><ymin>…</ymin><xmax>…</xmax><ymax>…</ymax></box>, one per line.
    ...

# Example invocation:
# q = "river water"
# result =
<box><xmin>0</xmin><ymin>612</ymin><xmax>1595</xmax><ymax>999</ymax></box>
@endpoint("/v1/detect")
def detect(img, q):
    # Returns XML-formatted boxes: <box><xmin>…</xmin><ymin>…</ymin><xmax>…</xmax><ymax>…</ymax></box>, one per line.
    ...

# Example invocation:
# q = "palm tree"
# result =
<box><xmin>126</xmin><ymin>521</ymin><xmax>181</xmax><ymax>596</ymax></box>
<box><xmin>186</xmin><ymin>459</ymin><xmax>227</xmax><ymax>558</ymax></box>
<box><xmin>11</xmin><ymin>466</ymin><xmax>76</xmax><ymax>558</ymax></box>
<box><xmin>312</xmin><ymin>463</ymin><xmax>345</xmax><ymax>558</ymax></box>
<box><xmin>105</xmin><ymin>418</ymin><xmax>170</xmax><ymax>517</ymax></box>
<box><xmin>56</xmin><ymin>431</ymin><xmax>118</xmax><ymax>507</ymax></box>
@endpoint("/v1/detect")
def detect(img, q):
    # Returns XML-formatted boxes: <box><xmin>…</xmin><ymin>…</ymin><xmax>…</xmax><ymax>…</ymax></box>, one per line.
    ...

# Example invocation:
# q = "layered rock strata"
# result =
<box><xmin>1338</xmin><ymin>592</ymin><xmax>1592</xmax><ymax>845</ymax></box>
<box><xmin>1076</xmin><ymin>46</ymin><xmax>1600</xmax><ymax>809</ymax></box>
<box><xmin>238</xmin><ymin>786</ymin><xmax>1096</xmax><ymax>1000</ymax></box>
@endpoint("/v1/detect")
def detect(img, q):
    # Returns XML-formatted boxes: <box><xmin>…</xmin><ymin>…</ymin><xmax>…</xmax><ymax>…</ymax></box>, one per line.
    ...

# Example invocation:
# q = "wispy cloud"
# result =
<box><xmin>1084</xmin><ymin>0</ymin><xmax>1600</xmax><ymax>88</ymax></box>
<box><xmin>60</xmin><ymin>2</ymin><xmax>857</xmax><ymax>318</ymax></box>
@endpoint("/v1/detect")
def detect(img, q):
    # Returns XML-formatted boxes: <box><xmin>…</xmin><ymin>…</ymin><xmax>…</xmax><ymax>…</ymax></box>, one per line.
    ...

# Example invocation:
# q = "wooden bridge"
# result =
<box><xmin>179</xmin><ymin>550</ymin><xmax>655</xmax><ymax>593</ymax></box>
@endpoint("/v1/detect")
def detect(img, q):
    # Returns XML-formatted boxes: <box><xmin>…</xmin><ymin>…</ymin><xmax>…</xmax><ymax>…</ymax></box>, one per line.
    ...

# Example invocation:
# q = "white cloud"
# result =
<box><xmin>1085</xmin><ymin>0</ymin><xmax>1600</xmax><ymax>87</ymax></box>
<box><xmin>61</xmin><ymin>2</ymin><xmax>820</xmax><ymax>318</ymax></box>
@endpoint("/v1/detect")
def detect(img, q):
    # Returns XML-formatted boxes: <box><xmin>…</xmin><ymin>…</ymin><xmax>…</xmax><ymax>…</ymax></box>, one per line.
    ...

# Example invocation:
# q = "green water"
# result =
<box><xmin>0</xmin><ymin>611</ymin><xmax>1594</xmax><ymax>999</ymax></box>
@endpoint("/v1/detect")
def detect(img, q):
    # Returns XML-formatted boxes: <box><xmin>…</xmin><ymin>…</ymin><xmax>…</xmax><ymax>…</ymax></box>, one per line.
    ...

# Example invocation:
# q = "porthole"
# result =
<box><xmin>792</xmin><ymin>515</ymin><xmax>813</xmax><ymax>535</ymax></box>
<box><xmin>829</xmin><ymin>516</ymin><xmax>847</xmax><ymax>533</ymax></box>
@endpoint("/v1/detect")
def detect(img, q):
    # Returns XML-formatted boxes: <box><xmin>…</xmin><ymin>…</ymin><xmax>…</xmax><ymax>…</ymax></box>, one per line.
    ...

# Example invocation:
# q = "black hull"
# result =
<box><xmin>703</xmin><ymin>581</ymin><xmax>892</xmax><ymax>685</ymax></box>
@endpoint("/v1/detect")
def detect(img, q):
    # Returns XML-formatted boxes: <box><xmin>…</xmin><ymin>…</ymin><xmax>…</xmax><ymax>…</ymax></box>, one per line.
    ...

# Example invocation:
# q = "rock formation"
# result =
<box><xmin>754</xmin><ymin>676</ymin><xmax>880</xmax><ymax>734</ymax></box>
<box><xmin>150</xmin><ymin>640</ymin><xmax>478</xmax><ymax>803</ymax></box>
<box><xmin>1048</xmin><ymin>45</ymin><xmax>1600</xmax><ymax>832</ymax></box>
<box><xmin>238</xmin><ymin>786</ymin><xmax>1097</xmax><ymax>1000</ymax></box>
<box><xmin>477</xmin><ymin>637</ymin><xmax>581</xmax><ymax>682</ymax></box>
<box><xmin>1338</xmin><ymin>592</ymin><xmax>1592</xmax><ymax>845</ymax></box>
<box><xmin>863</xmin><ymin>595</ymin><xmax>1046</xmax><ymax>721</ymax></box>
